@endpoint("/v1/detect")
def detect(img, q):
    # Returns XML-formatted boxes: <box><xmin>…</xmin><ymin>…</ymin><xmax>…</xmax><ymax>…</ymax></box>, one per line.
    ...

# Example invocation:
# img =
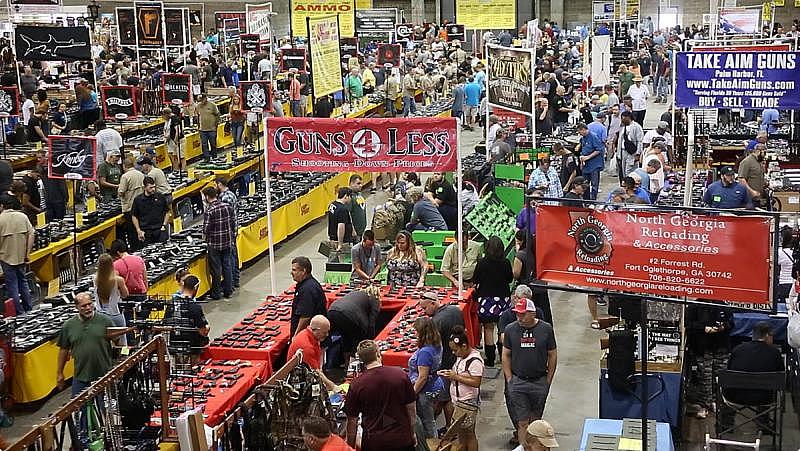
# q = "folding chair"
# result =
<box><xmin>715</xmin><ymin>370</ymin><xmax>785</xmax><ymax>449</ymax></box>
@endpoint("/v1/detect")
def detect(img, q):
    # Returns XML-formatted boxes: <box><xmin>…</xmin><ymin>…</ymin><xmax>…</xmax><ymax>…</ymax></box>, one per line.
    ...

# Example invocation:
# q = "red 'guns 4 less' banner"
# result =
<box><xmin>535</xmin><ymin>206</ymin><xmax>773</xmax><ymax>307</ymax></box>
<box><xmin>266</xmin><ymin>117</ymin><xmax>458</xmax><ymax>172</ymax></box>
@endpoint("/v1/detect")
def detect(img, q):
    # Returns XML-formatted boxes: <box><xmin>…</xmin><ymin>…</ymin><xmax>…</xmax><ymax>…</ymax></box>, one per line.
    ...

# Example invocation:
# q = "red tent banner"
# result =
<box><xmin>535</xmin><ymin>205</ymin><xmax>773</xmax><ymax>307</ymax></box>
<box><xmin>265</xmin><ymin>117</ymin><xmax>458</xmax><ymax>172</ymax></box>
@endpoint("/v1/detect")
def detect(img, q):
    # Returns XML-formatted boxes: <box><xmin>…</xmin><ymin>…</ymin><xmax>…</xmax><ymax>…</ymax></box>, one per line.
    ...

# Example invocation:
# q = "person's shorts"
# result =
<box><xmin>465</xmin><ymin>105</ymin><xmax>478</xmax><ymax>118</ymax></box>
<box><xmin>452</xmin><ymin>399</ymin><xmax>480</xmax><ymax>432</ymax></box>
<box><xmin>506</xmin><ymin>374</ymin><xmax>549</xmax><ymax>423</ymax></box>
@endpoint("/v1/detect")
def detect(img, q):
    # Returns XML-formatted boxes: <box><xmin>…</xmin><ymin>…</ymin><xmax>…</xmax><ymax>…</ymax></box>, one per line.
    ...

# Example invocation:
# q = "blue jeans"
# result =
<box><xmin>1</xmin><ymin>261</ymin><xmax>31</xmax><ymax>314</ymax></box>
<box><xmin>229</xmin><ymin>239</ymin><xmax>240</xmax><ymax>288</ymax></box>
<box><xmin>290</xmin><ymin>100</ymin><xmax>302</xmax><ymax>117</ymax></box>
<box><xmin>230</xmin><ymin>121</ymin><xmax>244</xmax><ymax>147</ymax></box>
<box><xmin>207</xmin><ymin>246</ymin><xmax>233</xmax><ymax>298</ymax></box>
<box><xmin>402</xmin><ymin>95</ymin><xmax>416</xmax><ymax>116</ymax></box>
<box><xmin>583</xmin><ymin>170</ymin><xmax>601</xmax><ymax>201</ymax></box>
<box><xmin>199</xmin><ymin>130</ymin><xmax>217</xmax><ymax>160</ymax></box>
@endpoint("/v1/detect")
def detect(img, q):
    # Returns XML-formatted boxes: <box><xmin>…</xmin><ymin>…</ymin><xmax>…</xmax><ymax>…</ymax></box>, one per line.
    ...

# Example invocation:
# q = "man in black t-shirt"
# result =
<box><xmin>327</xmin><ymin>187</ymin><xmax>353</xmax><ymax>250</ymax></box>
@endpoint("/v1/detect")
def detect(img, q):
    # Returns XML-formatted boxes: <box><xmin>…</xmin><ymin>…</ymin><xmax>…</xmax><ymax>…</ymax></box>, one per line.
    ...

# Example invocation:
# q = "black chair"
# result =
<box><xmin>715</xmin><ymin>370</ymin><xmax>785</xmax><ymax>449</ymax></box>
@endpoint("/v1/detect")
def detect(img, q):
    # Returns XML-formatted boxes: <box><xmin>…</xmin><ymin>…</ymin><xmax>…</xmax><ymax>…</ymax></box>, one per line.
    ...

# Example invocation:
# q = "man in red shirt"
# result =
<box><xmin>287</xmin><ymin>315</ymin><xmax>339</xmax><ymax>392</ymax></box>
<box><xmin>302</xmin><ymin>416</ymin><xmax>353</xmax><ymax>451</ymax></box>
<box><xmin>344</xmin><ymin>340</ymin><xmax>417</xmax><ymax>451</ymax></box>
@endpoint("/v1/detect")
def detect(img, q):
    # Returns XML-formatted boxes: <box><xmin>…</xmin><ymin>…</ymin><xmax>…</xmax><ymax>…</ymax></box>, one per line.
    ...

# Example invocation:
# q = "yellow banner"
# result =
<box><xmin>455</xmin><ymin>0</ymin><xmax>515</xmax><ymax>30</ymax></box>
<box><xmin>308</xmin><ymin>15</ymin><xmax>344</xmax><ymax>98</ymax></box>
<box><xmin>291</xmin><ymin>0</ymin><xmax>355</xmax><ymax>37</ymax></box>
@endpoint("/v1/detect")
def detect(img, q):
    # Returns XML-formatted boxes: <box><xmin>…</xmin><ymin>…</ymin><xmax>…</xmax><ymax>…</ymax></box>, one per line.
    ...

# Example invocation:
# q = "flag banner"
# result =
<box><xmin>308</xmin><ymin>15</ymin><xmax>344</xmax><ymax>98</ymax></box>
<box><xmin>487</xmin><ymin>45</ymin><xmax>533</xmax><ymax>116</ymax></box>
<box><xmin>535</xmin><ymin>206</ymin><xmax>773</xmax><ymax>307</ymax></box>
<box><xmin>101</xmin><ymin>86</ymin><xmax>137</xmax><ymax>120</ymax></box>
<box><xmin>161</xmin><ymin>73</ymin><xmax>192</xmax><ymax>105</ymax></box>
<box><xmin>266</xmin><ymin>117</ymin><xmax>459</xmax><ymax>172</ymax></box>
<box><xmin>48</xmin><ymin>136</ymin><xmax>97</xmax><ymax>180</ymax></box>
<box><xmin>14</xmin><ymin>25</ymin><xmax>91</xmax><ymax>61</ymax></box>
<box><xmin>240</xmin><ymin>81</ymin><xmax>272</xmax><ymax>112</ymax></box>
<box><xmin>675</xmin><ymin>51</ymin><xmax>800</xmax><ymax>110</ymax></box>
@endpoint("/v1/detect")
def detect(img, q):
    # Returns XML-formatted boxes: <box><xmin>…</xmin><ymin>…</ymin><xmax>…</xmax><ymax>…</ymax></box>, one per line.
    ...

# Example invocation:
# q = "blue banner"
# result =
<box><xmin>675</xmin><ymin>51</ymin><xmax>800</xmax><ymax>110</ymax></box>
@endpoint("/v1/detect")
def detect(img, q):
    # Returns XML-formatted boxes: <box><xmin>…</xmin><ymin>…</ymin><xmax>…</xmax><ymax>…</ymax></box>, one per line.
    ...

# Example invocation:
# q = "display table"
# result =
<box><xmin>578</xmin><ymin>418</ymin><xmax>674</xmax><ymax>451</ymax></box>
<box><xmin>599</xmin><ymin>357</ymin><xmax>682</xmax><ymax>428</ymax></box>
<box><xmin>11</xmin><ymin>339</ymin><xmax>74</xmax><ymax>403</ymax></box>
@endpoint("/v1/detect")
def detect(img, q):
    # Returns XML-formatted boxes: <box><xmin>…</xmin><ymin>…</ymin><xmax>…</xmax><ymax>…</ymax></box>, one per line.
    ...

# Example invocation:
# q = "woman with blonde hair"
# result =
<box><xmin>328</xmin><ymin>285</ymin><xmax>382</xmax><ymax>362</ymax></box>
<box><xmin>94</xmin><ymin>253</ymin><xmax>130</xmax><ymax>345</ymax></box>
<box><xmin>386</xmin><ymin>230</ymin><xmax>428</xmax><ymax>287</ymax></box>
<box><xmin>408</xmin><ymin>316</ymin><xmax>443</xmax><ymax>438</ymax></box>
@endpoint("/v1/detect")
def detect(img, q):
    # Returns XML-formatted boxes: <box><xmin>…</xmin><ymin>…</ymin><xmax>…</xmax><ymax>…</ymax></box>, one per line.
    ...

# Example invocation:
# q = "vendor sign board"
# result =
<box><xmin>675</xmin><ymin>51</ymin><xmax>800</xmax><ymax>110</ymax></box>
<box><xmin>377</xmin><ymin>44</ymin><xmax>401</xmax><ymax>67</ymax></box>
<box><xmin>266</xmin><ymin>117</ymin><xmax>459</xmax><ymax>172</ymax></box>
<box><xmin>291</xmin><ymin>0</ymin><xmax>355</xmax><ymax>38</ymax></box>
<box><xmin>455</xmin><ymin>0</ymin><xmax>515</xmax><ymax>30</ymax></box>
<box><xmin>135</xmin><ymin>2</ymin><xmax>166</xmax><ymax>48</ymax></box>
<box><xmin>487</xmin><ymin>45</ymin><xmax>534</xmax><ymax>116</ymax></box>
<box><xmin>0</xmin><ymin>87</ymin><xmax>20</xmax><ymax>117</ymax></box>
<box><xmin>101</xmin><ymin>86</ymin><xmax>137</xmax><ymax>120</ymax></box>
<box><xmin>246</xmin><ymin>2</ymin><xmax>273</xmax><ymax>40</ymax></box>
<box><xmin>307</xmin><ymin>15</ymin><xmax>344</xmax><ymax>98</ymax></box>
<box><xmin>14</xmin><ymin>26</ymin><xmax>91</xmax><ymax>61</ymax></box>
<box><xmin>718</xmin><ymin>7</ymin><xmax>760</xmax><ymax>34</ymax></box>
<box><xmin>240</xmin><ymin>81</ymin><xmax>272</xmax><ymax>112</ymax></box>
<box><xmin>161</xmin><ymin>73</ymin><xmax>192</xmax><ymax>105</ymax></box>
<box><xmin>116</xmin><ymin>8</ymin><xmax>137</xmax><ymax>46</ymax></box>
<box><xmin>48</xmin><ymin>136</ymin><xmax>97</xmax><ymax>181</ymax></box>
<box><xmin>535</xmin><ymin>206</ymin><xmax>773</xmax><ymax>306</ymax></box>
<box><xmin>354</xmin><ymin>8</ymin><xmax>396</xmax><ymax>32</ymax></box>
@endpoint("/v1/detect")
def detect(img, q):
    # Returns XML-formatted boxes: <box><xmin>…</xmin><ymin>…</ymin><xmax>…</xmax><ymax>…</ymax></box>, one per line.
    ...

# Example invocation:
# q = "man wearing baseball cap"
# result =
<box><xmin>502</xmin><ymin>297</ymin><xmax>557</xmax><ymax>449</ymax></box>
<box><xmin>702</xmin><ymin>166</ymin><xmax>753</xmax><ymax>210</ymax></box>
<box><xmin>526</xmin><ymin>420</ymin><xmax>559</xmax><ymax>449</ymax></box>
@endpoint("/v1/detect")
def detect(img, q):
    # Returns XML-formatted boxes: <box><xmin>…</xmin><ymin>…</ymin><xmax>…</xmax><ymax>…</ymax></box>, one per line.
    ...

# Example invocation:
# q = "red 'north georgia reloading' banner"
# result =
<box><xmin>266</xmin><ymin>117</ymin><xmax>458</xmax><ymax>172</ymax></box>
<box><xmin>535</xmin><ymin>205</ymin><xmax>773</xmax><ymax>308</ymax></box>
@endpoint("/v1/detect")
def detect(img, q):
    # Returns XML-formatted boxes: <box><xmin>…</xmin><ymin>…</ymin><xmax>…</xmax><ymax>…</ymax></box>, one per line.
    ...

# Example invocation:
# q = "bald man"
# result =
<box><xmin>288</xmin><ymin>315</ymin><xmax>339</xmax><ymax>392</ymax></box>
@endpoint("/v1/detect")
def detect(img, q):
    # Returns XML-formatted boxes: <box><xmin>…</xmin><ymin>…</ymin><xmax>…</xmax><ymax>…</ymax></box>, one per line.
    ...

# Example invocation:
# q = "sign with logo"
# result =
<box><xmin>445</xmin><ymin>24</ymin><xmax>465</xmax><ymax>42</ymax></box>
<box><xmin>101</xmin><ymin>86</ymin><xmax>137</xmax><ymax>120</ymax></box>
<box><xmin>214</xmin><ymin>12</ymin><xmax>246</xmax><ymax>30</ymax></box>
<box><xmin>354</xmin><ymin>8</ymin><xmax>396</xmax><ymax>32</ymax></box>
<box><xmin>246</xmin><ymin>2</ymin><xmax>273</xmax><ymax>40</ymax></box>
<box><xmin>116</xmin><ymin>8</ymin><xmax>137</xmax><ymax>46</ymax></box>
<box><xmin>675</xmin><ymin>51</ymin><xmax>800</xmax><ymax>110</ymax></box>
<box><xmin>161</xmin><ymin>73</ymin><xmax>192</xmax><ymax>104</ymax></box>
<box><xmin>280</xmin><ymin>48</ymin><xmax>307</xmax><ymax>72</ymax></box>
<box><xmin>164</xmin><ymin>8</ymin><xmax>186</xmax><ymax>47</ymax></box>
<box><xmin>718</xmin><ymin>7</ymin><xmax>760</xmax><ymax>34</ymax></box>
<box><xmin>240</xmin><ymin>33</ymin><xmax>261</xmax><ymax>54</ymax></box>
<box><xmin>535</xmin><ymin>206</ymin><xmax>773</xmax><ymax>307</ymax></box>
<box><xmin>455</xmin><ymin>0</ymin><xmax>515</xmax><ymax>30</ymax></box>
<box><xmin>0</xmin><ymin>87</ymin><xmax>20</xmax><ymax>117</ymax></box>
<box><xmin>48</xmin><ymin>136</ymin><xmax>97</xmax><ymax>181</ymax></box>
<box><xmin>13</xmin><ymin>25</ymin><xmax>91</xmax><ymax>61</ymax></box>
<box><xmin>291</xmin><ymin>0</ymin><xmax>355</xmax><ymax>37</ymax></box>
<box><xmin>394</xmin><ymin>23</ymin><xmax>413</xmax><ymax>43</ymax></box>
<box><xmin>487</xmin><ymin>45</ymin><xmax>534</xmax><ymax>116</ymax></box>
<box><xmin>240</xmin><ymin>81</ymin><xmax>272</xmax><ymax>112</ymax></box>
<box><xmin>135</xmin><ymin>2</ymin><xmax>165</xmax><ymax>48</ymax></box>
<box><xmin>266</xmin><ymin>117</ymin><xmax>459</xmax><ymax>172</ymax></box>
<box><xmin>377</xmin><ymin>44</ymin><xmax>401</xmax><ymax>67</ymax></box>
<box><xmin>308</xmin><ymin>15</ymin><xmax>344</xmax><ymax>98</ymax></box>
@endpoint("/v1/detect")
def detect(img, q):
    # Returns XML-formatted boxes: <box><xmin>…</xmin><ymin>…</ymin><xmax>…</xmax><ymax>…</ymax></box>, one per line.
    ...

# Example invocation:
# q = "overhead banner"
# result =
<box><xmin>101</xmin><ymin>86</ymin><xmax>137</xmax><ymax>120</ymax></box>
<box><xmin>291</xmin><ymin>0</ymin><xmax>355</xmax><ymax>37</ymax></box>
<box><xmin>308</xmin><ymin>15</ymin><xmax>344</xmax><ymax>98</ymax></box>
<box><xmin>0</xmin><ymin>87</ymin><xmax>19</xmax><ymax>116</ymax></box>
<box><xmin>240</xmin><ymin>34</ymin><xmax>261</xmax><ymax>54</ymax></box>
<box><xmin>239</xmin><ymin>81</ymin><xmax>272</xmax><ymax>112</ymax></box>
<box><xmin>487</xmin><ymin>45</ymin><xmax>533</xmax><ymax>116</ymax></box>
<box><xmin>246</xmin><ymin>3</ymin><xmax>273</xmax><ymax>40</ymax></box>
<box><xmin>675</xmin><ymin>51</ymin><xmax>800</xmax><ymax>110</ymax></box>
<box><xmin>116</xmin><ymin>8</ymin><xmax>137</xmax><ymax>46</ymax></box>
<box><xmin>161</xmin><ymin>73</ymin><xmax>192</xmax><ymax>104</ymax></box>
<box><xmin>354</xmin><ymin>8</ymin><xmax>396</xmax><ymax>32</ymax></box>
<box><xmin>164</xmin><ymin>8</ymin><xmax>186</xmax><ymax>47</ymax></box>
<box><xmin>14</xmin><ymin>26</ymin><xmax>91</xmax><ymax>61</ymax></box>
<box><xmin>535</xmin><ymin>206</ymin><xmax>773</xmax><ymax>307</ymax></box>
<box><xmin>455</xmin><ymin>0</ymin><xmax>515</xmax><ymax>30</ymax></box>
<box><xmin>266</xmin><ymin>117</ymin><xmax>459</xmax><ymax>172</ymax></box>
<box><xmin>718</xmin><ymin>7</ymin><xmax>760</xmax><ymax>34</ymax></box>
<box><xmin>48</xmin><ymin>136</ymin><xmax>97</xmax><ymax>181</ymax></box>
<box><xmin>377</xmin><ymin>44</ymin><xmax>401</xmax><ymax>67</ymax></box>
<box><xmin>135</xmin><ymin>2</ymin><xmax>165</xmax><ymax>48</ymax></box>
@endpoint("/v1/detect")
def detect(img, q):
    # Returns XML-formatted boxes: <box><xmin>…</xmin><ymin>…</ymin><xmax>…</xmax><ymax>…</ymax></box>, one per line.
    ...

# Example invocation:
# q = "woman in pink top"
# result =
<box><xmin>438</xmin><ymin>325</ymin><xmax>484</xmax><ymax>451</ymax></box>
<box><xmin>109</xmin><ymin>240</ymin><xmax>148</xmax><ymax>296</ymax></box>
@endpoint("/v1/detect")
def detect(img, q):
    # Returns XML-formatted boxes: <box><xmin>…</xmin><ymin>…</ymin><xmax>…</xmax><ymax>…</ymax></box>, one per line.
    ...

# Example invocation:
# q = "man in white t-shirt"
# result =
<box><xmin>94</xmin><ymin>120</ymin><xmax>123</xmax><ymax>167</ymax></box>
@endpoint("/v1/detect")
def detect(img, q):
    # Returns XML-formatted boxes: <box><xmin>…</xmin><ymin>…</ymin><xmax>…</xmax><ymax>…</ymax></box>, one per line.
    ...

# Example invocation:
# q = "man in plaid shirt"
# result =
<box><xmin>202</xmin><ymin>186</ymin><xmax>235</xmax><ymax>299</ymax></box>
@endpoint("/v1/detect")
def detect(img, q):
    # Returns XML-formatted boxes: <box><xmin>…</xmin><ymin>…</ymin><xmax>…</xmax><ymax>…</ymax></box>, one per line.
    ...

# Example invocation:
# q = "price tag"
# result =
<box><xmin>173</xmin><ymin>217</ymin><xmax>183</xmax><ymax>233</ymax></box>
<box><xmin>187</xmin><ymin>168</ymin><xmax>195</xmax><ymax>179</ymax></box>
<box><xmin>36</xmin><ymin>212</ymin><xmax>46</xmax><ymax>226</ymax></box>
<box><xmin>226</xmin><ymin>152</ymin><xmax>233</xmax><ymax>164</ymax></box>
<box><xmin>76</xmin><ymin>213</ymin><xmax>84</xmax><ymax>228</ymax></box>
<box><xmin>237</xmin><ymin>147</ymin><xmax>244</xmax><ymax>158</ymax></box>
<box><xmin>248</xmin><ymin>181</ymin><xmax>256</xmax><ymax>196</ymax></box>
<box><xmin>86</xmin><ymin>197</ymin><xmax>97</xmax><ymax>213</ymax></box>
<box><xmin>47</xmin><ymin>279</ymin><xmax>60</xmax><ymax>297</ymax></box>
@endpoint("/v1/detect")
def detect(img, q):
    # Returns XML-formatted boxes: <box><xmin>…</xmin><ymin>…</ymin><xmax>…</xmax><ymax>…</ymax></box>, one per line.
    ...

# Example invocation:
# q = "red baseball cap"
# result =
<box><xmin>513</xmin><ymin>298</ymin><xmax>537</xmax><ymax>314</ymax></box>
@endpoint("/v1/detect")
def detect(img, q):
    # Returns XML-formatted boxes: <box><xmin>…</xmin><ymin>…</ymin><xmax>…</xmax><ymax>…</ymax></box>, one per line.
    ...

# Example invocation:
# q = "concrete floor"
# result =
<box><xmin>6</xmin><ymin>96</ymin><xmax>799</xmax><ymax>450</ymax></box>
